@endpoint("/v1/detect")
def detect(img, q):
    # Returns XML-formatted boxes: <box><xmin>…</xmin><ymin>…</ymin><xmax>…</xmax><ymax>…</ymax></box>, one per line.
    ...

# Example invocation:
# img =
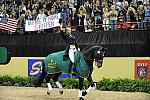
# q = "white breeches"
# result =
<box><xmin>69</xmin><ymin>48</ymin><xmax>76</xmax><ymax>63</ymax></box>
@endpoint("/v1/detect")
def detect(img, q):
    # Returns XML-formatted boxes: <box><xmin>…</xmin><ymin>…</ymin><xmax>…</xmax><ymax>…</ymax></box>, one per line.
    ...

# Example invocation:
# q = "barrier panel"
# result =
<box><xmin>0</xmin><ymin>47</ymin><xmax>7</xmax><ymax>64</ymax></box>
<box><xmin>92</xmin><ymin>57</ymin><xmax>150</xmax><ymax>82</ymax></box>
<box><xmin>0</xmin><ymin>57</ymin><xmax>150</xmax><ymax>81</ymax></box>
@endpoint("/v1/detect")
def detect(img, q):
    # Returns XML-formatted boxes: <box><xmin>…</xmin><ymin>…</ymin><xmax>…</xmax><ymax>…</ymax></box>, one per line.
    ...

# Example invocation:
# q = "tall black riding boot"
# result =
<box><xmin>63</xmin><ymin>45</ymin><xmax>69</xmax><ymax>61</ymax></box>
<box><xmin>69</xmin><ymin>61</ymin><xmax>73</xmax><ymax>75</ymax></box>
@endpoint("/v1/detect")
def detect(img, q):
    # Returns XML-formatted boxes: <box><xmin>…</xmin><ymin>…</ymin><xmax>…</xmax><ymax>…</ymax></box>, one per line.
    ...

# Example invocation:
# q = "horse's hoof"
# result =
<box><xmin>59</xmin><ymin>91</ymin><xmax>63</xmax><ymax>95</ymax></box>
<box><xmin>93</xmin><ymin>83</ymin><xmax>97</xmax><ymax>90</ymax></box>
<box><xmin>47</xmin><ymin>91</ymin><xmax>51</xmax><ymax>95</ymax></box>
<box><xmin>79</xmin><ymin>97</ymin><xmax>84</xmax><ymax>100</ymax></box>
<box><xmin>82</xmin><ymin>91</ymin><xmax>87</xmax><ymax>96</ymax></box>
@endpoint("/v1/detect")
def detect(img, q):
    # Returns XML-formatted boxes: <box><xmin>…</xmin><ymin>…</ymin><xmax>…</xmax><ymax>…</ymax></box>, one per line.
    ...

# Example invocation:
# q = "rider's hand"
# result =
<box><xmin>78</xmin><ymin>48</ymin><xmax>80</xmax><ymax>51</ymax></box>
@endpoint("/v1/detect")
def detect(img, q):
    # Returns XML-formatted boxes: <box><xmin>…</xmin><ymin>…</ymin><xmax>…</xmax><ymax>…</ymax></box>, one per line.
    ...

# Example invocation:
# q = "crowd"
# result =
<box><xmin>0</xmin><ymin>0</ymin><xmax>150</xmax><ymax>34</ymax></box>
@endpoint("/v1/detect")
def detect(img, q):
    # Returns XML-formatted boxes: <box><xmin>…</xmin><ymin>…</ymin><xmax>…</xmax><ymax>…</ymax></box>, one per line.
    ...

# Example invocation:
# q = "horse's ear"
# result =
<box><xmin>98</xmin><ymin>45</ymin><xmax>104</xmax><ymax>49</ymax></box>
<box><xmin>99</xmin><ymin>46</ymin><xmax>107</xmax><ymax>51</ymax></box>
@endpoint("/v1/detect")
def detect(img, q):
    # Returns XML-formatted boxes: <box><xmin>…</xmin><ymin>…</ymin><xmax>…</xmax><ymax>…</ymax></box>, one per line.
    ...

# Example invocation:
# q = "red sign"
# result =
<box><xmin>135</xmin><ymin>60</ymin><xmax>150</xmax><ymax>80</ymax></box>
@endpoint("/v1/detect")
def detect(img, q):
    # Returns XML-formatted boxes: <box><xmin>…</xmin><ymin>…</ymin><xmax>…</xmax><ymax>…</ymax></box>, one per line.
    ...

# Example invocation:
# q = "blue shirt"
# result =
<box><xmin>144</xmin><ymin>6</ymin><xmax>150</xmax><ymax>17</ymax></box>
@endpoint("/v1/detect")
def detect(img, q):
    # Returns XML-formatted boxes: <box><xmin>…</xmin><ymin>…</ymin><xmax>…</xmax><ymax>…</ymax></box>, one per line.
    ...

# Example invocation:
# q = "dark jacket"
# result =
<box><xmin>60</xmin><ymin>30</ymin><xmax>79</xmax><ymax>50</ymax></box>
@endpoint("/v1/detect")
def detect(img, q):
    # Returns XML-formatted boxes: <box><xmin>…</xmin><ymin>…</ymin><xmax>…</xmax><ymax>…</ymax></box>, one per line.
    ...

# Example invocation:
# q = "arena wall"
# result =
<box><xmin>0</xmin><ymin>57</ymin><xmax>150</xmax><ymax>82</ymax></box>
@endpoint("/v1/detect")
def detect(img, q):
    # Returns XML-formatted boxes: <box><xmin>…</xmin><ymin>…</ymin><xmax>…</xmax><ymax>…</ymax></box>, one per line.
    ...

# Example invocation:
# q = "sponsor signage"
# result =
<box><xmin>28</xmin><ymin>59</ymin><xmax>44</xmax><ymax>78</ymax></box>
<box><xmin>135</xmin><ymin>60</ymin><xmax>150</xmax><ymax>80</ymax></box>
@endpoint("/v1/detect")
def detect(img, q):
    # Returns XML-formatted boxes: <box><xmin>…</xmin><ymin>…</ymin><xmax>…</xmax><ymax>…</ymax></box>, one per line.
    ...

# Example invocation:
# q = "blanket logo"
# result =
<box><xmin>48</xmin><ymin>59</ymin><xmax>57</xmax><ymax>68</ymax></box>
<box><xmin>28</xmin><ymin>59</ymin><xmax>44</xmax><ymax>78</ymax></box>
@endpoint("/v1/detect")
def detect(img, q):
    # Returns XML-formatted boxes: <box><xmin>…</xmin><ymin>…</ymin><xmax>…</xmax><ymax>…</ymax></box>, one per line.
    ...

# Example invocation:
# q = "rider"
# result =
<box><xmin>59</xmin><ymin>19</ymin><xmax>80</xmax><ymax>63</ymax></box>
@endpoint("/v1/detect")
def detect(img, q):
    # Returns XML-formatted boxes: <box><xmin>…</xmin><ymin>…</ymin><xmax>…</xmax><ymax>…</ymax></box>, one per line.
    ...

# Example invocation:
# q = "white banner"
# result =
<box><xmin>25</xmin><ymin>13</ymin><xmax>61</xmax><ymax>31</ymax></box>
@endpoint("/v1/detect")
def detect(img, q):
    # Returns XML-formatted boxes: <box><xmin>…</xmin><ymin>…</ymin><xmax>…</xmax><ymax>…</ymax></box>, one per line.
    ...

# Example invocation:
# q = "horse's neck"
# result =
<box><xmin>83</xmin><ymin>46</ymin><xmax>95</xmax><ymax>58</ymax></box>
<box><xmin>82</xmin><ymin>48</ymin><xmax>94</xmax><ymax>67</ymax></box>
<box><xmin>83</xmin><ymin>53</ymin><xmax>93</xmax><ymax>69</ymax></box>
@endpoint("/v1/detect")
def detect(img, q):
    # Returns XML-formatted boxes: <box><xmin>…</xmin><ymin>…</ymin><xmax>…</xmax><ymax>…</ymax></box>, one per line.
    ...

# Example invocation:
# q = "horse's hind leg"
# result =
<box><xmin>52</xmin><ymin>72</ymin><xmax>63</xmax><ymax>94</ymax></box>
<box><xmin>45</xmin><ymin>74</ymin><xmax>53</xmax><ymax>95</ymax></box>
<box><xmin>34</xmin><ymin>63</ymin><xmax>47</xmax><ymax>87</ymax></box>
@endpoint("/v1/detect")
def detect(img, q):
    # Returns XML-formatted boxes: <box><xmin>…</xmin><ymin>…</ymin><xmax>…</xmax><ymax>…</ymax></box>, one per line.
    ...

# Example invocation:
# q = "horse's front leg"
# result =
<box><xmin>79</xmin><ymin>77</ymin><xmax>84</xmax><ymax>100</ymax></box>
<box><xmin>82</xmin><ymin>75</ymin><xmax>96</xmax><ymax>96</ymax></box>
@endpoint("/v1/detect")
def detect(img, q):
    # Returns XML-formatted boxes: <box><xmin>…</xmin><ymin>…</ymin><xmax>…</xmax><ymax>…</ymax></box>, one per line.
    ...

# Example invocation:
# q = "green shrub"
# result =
<box><xmin>0</xmin><ymin>75</ymin><xmax>13</xmax><ymax>85</ymax></box>
<box><xmin>2</xmin><ymin>81</ymin><xmax>12</xmax><ymax>86</ymax></box>
<box><xmin>97</xmin><ymin>78</ymin><xmax>150</xmax><ymax>94</ymax></box>
<box><xmin>83</xmin><ymin>80</ymin><xmax>90</xmax><ymax>89</ymax></box>
<box><xmin>58</xmin><ymin>78</ymin><xmax>78</xmax><ymax>89</ymax></box>
<box><xmin>0</xmin><ymin>75</ymin><xmax>150</xmax><ymax>94</ymax></box>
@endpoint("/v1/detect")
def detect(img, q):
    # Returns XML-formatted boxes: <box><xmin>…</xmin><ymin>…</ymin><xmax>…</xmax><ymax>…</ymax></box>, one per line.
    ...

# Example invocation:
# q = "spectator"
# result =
<box><xmin>116</xmin><ymin>0</ymin><xmax>124</xmax><ymax>12</ymax></box>
<box><xmin>10</xmin><ymin>11</ymin><xmax>16</xmax><ymax>19</ymax></box>
<box><xmin>137</xmin><ymin>1</ymin><xmax>144</xmax><ymax>21</ymax></box>
<box><xmin>0</xmin><ymin>9</ymin><xmax>3</xmax><ymax>18</ymax></box>
<box><xmin>126</xmin><ymin>2</ymin><xmax>138</xmax><ymax>29</ymax></box>
<box><xmin>109</xmin><ymin>5</ymin><xmax>118</xmax><ymax>30</ymax></box>
<box><xmin>84</xmin><ymin>0</ymin><xmax>93</xmax><ymax>18</ymax></box>
<box><xmin>25</xmin><ymin>7</ymin><xmax>32</xmax><ymax>20</ymax></box>
<box><xmin>46</xmin><ymin>0</ymin><xmax>53</xmax><ymax>11</ymax></box>
<box><xmin>70</xmin><ymin>8</ymin><xmax>79</xmax><ymax>31</ymax></box>
<box><xmin>93</xmin><ymin>0</ymin><xmax>103</xmax><ymax>28</ymax></box>
<box><xmin>18</xmin><ymin>10</ymin><xmax>26</xmax><ymax>34</ymax></box>
<box><xmin>60</xmin><ymin>1</ymin><xmax>70</xmax><ymax>28</ymax></box>
<box><xmin>78</xmin><ymin>5</ymin><xmax>86</xmax><ymax>32</ymax></box>
<box><xmin>86</xmin><ymin>17</ymin><xmax>94</xmax><ymax>32</ymax></box>
<box><xmin>0</xmin><ymin>0</ymin><xmax>149</xmax><ymax>34</ymax></box>
<box><xmin>126</xmin><ymin>3</ymin><xmax>137</xmax><ymax>22</ymax></box>
<box><xmin>137</xmin><ymin>1</ymin><xmax>144</xmax><ymax>29</ymax></box>
<box><xmin>36</xmin><ymin>9</ymin><xmax>46</xmax><ymax>20</ymax></box>
<box><xmin>36</xmin><ymin>9</ymin><xmax>46</xmax><ymax>33</ymax></box>
<box><xmin>102</xmin><ymin>7</ymin><xmax>110</xmax><ymax>31</ymax></box>
<box><xmin>123</xmin><ymin>0</ymin><xmax>129</xmax><ymax>22</ymax></box>
<box><xmin>102</xmin><ymin>0</ymin><xmax>109</xmax><ymax>8</ymax></box>
<box><xmin>2</xmin><ymin>10</ymin><xmax>9</xmax><ymax>18</ymax></box>
<box><xmin>143</xmin><ymin>1</ymin><xmax>150</xmax><ymax>29</ymax></box>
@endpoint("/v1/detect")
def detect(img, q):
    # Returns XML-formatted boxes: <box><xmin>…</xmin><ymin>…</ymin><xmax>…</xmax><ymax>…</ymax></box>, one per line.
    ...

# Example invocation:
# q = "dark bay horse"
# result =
<box><xmin>34</xmin><ymin>45</ymin><xmax>106</xmax><ymax>100</ymax></box>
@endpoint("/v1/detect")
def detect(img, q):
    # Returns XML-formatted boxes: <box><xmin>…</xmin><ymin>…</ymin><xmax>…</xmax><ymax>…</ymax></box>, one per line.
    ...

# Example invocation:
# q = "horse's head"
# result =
<box><xmin>82</xmin><ymin>45</ymin><xmax>107</xmax><ymax>68</ymax></box>
<box><xmin>93</xmin><ymin>46</ymin><xmax>107</xmax><ymax>68</ymax></box>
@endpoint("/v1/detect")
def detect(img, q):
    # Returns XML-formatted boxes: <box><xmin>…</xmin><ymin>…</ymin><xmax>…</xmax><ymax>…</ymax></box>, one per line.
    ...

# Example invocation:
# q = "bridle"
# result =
<box><xmin>83</xmin><ymin>49</ymin><xmax>104</xmax><ymax>63</ymax></box>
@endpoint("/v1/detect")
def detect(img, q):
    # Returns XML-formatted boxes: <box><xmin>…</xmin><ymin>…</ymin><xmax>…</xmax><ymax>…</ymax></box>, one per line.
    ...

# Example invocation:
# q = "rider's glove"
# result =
<box><xmin>78</xmin><ymin>48</ymin><xmax>80</xmax><ymax>51</ymax></box>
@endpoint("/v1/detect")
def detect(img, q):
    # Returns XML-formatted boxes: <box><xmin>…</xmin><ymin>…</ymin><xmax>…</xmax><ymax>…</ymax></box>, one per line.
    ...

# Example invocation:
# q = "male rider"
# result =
<box><xmin>59</xmin><ymin>21</ymin><xmax>80</xmax><ymax>63</ymax></box>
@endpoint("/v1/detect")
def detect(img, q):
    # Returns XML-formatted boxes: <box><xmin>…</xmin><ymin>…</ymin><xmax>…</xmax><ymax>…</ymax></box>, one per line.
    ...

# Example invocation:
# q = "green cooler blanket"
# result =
<box><xmin>44</xmin><ymin>51</ymin><xmax>90</xmax><ymax>78</ymax></box>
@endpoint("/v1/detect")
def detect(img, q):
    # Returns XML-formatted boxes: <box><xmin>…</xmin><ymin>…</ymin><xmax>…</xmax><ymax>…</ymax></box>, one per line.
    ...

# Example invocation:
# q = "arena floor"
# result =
<box><xmin>0</xmin><ymin>86</ymin><xmax>150</xmax><ymax>100</ymax></box>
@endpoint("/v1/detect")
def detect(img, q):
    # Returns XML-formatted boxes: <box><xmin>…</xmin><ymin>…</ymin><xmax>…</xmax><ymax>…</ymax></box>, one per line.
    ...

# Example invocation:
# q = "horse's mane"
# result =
<box><xmin>81</xmin><ymin>45</ymin><xmax>93</xmax><ymax>52</ymax></box>
<box><xmin>82</xmin><ymin>45</ymin><xmax>101</xmax><ymax>54</ymax></box>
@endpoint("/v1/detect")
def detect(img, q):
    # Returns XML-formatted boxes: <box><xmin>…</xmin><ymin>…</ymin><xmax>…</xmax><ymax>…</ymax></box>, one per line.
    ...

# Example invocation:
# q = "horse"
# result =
<box><xmin>34</xmin><ymin>45</ymin><xmax>106</xmax><ymax>100</ymax></box>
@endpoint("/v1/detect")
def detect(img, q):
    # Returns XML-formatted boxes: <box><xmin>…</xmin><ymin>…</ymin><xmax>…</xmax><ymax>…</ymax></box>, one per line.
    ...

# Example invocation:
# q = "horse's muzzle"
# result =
<box><xmin>95</xmin><ymin>60</ymin><xmax>103</xmax><ymax>68</ymax></box>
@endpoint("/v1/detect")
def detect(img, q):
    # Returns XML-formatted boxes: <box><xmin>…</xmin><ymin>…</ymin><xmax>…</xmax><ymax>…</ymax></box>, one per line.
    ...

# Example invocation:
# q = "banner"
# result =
<box><xmin>135</xmin><ymin>60</ymin><xmax>150</xmax><ymax>80</ymax></box>
<box><xmin>25</xmin><ymin>13</ymin><xmax>61</xmax><ymax>31</ymax></box>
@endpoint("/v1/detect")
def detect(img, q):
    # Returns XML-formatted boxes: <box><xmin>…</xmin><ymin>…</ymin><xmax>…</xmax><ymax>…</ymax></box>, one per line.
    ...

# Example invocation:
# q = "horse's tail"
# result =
<box><xmin>33</xmin><ymin>62</ymin><xmax>47</xmax><ymax>87</ymax></box>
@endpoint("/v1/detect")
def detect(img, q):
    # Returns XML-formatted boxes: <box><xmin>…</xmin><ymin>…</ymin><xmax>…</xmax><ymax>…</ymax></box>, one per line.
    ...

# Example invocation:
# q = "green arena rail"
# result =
<box><xmin>0</xmin><ymin>47</ymin><xmax>11</xmax><ymax>64</ymax></box>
